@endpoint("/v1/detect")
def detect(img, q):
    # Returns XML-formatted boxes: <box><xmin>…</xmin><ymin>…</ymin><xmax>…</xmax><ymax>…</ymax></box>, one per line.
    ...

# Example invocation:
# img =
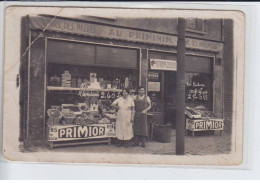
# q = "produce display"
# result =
<box><xmin>47</xmin><ymin>97</ymin><xmax>117</xmax><ymax>126</ymax></box>
<box><xmin>78</xmin><ymin>103</ymin><xmax>89</xmax><ymax>112</ymax></box>
<box><xmin>48</xmin><ymin>109</ymin><xmax>61</xmax><ymax>118</ymax></box>
<box><xmin>103</xmin><ymin>113</ymin><xmax>117</xmax><ymax>120</ymax></box>
<box><xmin>62</xmin><ymin>110</ymin><xmax>76</xmax><ymax>118</ymax></box>
<box><xmin>47</xmin><ymin>109</ymin><xmax>62</xmax><ymax>125</ymax></box>
<box><xmin>62</xmin><ymin>105</ymin><xmax>81</xmax><ymax>113</ymax></box>
<box><xmin>185</xmin><ymin>107</ymin><xmax>201</xmax><ymax>119</ymax></box>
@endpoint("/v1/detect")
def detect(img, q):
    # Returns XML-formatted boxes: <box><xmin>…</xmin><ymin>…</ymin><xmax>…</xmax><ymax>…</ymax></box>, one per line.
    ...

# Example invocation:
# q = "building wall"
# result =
<box><xmin>77</xmin><ymin>16</ymin><xmax>222</xmax><ymax>42</ymax></box>
<box><xmin>222</xmin><ymin>19</ymin><xmax>234</xmax><ymax>133</ymax></box>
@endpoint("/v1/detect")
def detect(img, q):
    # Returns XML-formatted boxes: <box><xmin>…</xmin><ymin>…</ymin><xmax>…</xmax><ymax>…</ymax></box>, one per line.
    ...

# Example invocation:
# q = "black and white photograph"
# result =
<box><xmin>2</xmin><ymin>6</ymin><xmax>244</xmax><ymax>166</ymax></box>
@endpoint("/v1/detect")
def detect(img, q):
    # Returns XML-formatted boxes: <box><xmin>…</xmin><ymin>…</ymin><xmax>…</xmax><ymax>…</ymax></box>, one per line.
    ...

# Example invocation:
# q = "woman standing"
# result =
<box><xmin>133</xmin><ymin>87</ymin><xmax>151</xmax><ymax>148</ymax></box>
<box><xmin>111</xmin><ymin>88</ymin><xmax>135</xmax><ymax>147</ymax></box>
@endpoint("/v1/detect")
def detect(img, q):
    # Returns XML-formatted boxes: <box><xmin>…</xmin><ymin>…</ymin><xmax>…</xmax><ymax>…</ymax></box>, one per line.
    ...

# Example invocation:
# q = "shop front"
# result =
<box><xmin>20</xmin><ymin>15</ymin><xmax>224</xmax><ymax>148</ymax></box>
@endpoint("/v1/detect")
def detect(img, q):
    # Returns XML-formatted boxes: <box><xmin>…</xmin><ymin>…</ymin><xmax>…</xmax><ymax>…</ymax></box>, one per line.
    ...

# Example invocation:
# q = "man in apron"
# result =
<box><xmin>133</xmin><ymin>87</ymin><xmax>151</xmax><ymax>148</ymax></box>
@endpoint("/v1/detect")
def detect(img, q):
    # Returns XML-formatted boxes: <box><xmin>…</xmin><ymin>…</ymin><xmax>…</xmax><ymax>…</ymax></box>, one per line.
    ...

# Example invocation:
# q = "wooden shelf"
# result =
<box><xmin>47</xmin><ymin>86</ymin><xmax>122</xmax><ymax>92</ymax></box>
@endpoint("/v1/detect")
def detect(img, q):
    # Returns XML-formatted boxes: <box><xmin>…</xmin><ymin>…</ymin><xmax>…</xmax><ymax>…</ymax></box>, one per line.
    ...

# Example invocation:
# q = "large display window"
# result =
<box><xmin>185</xmin><ymin>55</ymin><xmax>213</xmax><ymax>112</ymax></box>
<box><xmin>45</xmin><ymin>39</ymin><xmax>139</xmax><ymax>147</ymax></box>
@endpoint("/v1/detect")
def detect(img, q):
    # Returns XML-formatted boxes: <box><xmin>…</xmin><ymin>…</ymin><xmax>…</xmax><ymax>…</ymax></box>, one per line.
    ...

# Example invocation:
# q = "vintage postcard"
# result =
<box><xmin>2</xmin><ymin>6</ymin><xmax>244</xmax><ymax>166</ymax></box>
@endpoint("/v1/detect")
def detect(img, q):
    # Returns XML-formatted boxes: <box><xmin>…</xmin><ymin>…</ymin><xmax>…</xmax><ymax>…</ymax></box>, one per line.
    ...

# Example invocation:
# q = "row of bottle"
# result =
<box><xmin>49</xmin><ymin>74</ymin><xmax>136</xmax><ymax>89</ymax></box>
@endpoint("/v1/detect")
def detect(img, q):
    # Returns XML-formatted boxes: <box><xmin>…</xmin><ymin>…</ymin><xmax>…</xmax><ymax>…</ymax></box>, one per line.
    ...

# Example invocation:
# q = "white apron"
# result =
<box><xmin>112</xmin><ymin>96</ymin><xmax>134</xmax><ymax>140</ymax></box>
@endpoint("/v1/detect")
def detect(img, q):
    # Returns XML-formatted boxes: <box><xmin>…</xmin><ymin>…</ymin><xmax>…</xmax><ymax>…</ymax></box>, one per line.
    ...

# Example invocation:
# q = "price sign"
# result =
<box><xmin>99</xmin><ymin>91</ymin><xmax>122</xmax><ymax>99</ymax></box>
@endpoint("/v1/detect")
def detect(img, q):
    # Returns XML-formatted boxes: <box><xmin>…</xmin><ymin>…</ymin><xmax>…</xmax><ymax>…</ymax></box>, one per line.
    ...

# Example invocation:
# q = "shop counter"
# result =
<box><xmin>185</xmin><ymin>118</ymin><xmax>224</xmax><ymax>137</ymax></box>
<box><xmin>47</xmin><ymin>123</ymin><xmax>116</xmax><ymax>149</ymax></box>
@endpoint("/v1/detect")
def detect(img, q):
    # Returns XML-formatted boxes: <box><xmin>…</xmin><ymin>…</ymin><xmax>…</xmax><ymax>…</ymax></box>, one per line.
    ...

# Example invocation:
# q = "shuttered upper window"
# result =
<box><xmin>47</xmin><ymin>39</ymin><xmax>138</xmax><ymax>69</ymax></box>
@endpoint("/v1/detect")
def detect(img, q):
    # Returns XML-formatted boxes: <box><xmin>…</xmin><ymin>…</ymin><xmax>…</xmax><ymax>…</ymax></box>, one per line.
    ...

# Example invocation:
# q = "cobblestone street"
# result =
<box><xmin>39</xmin><ymin>130</ymin><xmax>231</xmax><ymax>155</ymax></box>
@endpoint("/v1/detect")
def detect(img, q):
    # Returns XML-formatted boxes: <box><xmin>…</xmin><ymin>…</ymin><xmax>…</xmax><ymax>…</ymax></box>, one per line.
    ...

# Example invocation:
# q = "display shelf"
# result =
<box><xmin>47</xmin><ymin>86</ymin><xmax>123</xmax><ymax>92</ymax></box>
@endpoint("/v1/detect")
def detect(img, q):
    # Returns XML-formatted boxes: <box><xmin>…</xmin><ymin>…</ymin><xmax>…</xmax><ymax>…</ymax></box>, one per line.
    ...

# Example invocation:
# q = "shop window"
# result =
<box><xmin>186</xmin><ymin>18</ymin><xmax>205</xmax><ymax>34</ymax></box>
<box><xmin>47</xmin><ymin>40</ymin><xmax>96</xmax><ymax>65</ymax></box>
<box><xmin>185</xmin><ymin>73</ymin><xmax>213</xmax><ymax>111</ymax></box>
<box><xmin>185</xmin><ymin>56</ymin><xmax>213</xmax><ymax>111</ymax></box>
<box><xmin>96</xmin><ymin>46</ymin><xmax>138</xmax><ymax>69</ymax></box>
<box><xmin>46</xmin><ymin>63</ymin><xmax>139</xmax><ymax>115</ymax></box>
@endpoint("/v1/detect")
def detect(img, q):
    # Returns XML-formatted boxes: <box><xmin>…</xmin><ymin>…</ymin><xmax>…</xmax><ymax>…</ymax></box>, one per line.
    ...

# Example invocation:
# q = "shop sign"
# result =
<box><xmin>185</xmin><ymin>38</ymin><xmax>223</xmax><ymax>52</ymax></box>
<box><xmin>148</xmin><ymin>72</ymin><xmax>159</xmax><ymax>81</ymax></box>
<box><xmin>150</xmin><ymin>59</ymin><xmax>177</xmax><ymax>71</ymax></box>
<box><xmin>48</xmin><ymin>123</ymin><xmax>116</xmax><ymax>141</ymax></box>
<box><xmin>186</xmin><ymin>119</ymin><xmax>224</xmax><ymax>131</ymax></box>
<box><xmin>29</xmin><ymin>16</ymin><xmax>177</xmax><ymax>46</ymax></box>
<box><xmin>29</xmin><ymin>16</ymin><xmax>223</xmax><ymax>52</ymax></box>
<box><xmin>148</xmin><ymin>82</ymin><xmax>160</xmax><ymax>92</ymax></box>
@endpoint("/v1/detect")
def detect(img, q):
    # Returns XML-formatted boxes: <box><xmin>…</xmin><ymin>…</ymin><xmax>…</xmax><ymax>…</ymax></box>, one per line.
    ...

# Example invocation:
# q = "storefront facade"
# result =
<box><xmin>19</xmin><ymin>15</ymin><xmax>226</xmax><ymax>147</ymax></box>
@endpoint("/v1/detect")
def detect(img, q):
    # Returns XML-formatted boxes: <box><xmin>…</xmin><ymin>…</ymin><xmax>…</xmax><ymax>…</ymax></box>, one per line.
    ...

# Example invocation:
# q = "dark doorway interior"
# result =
<box><xmin>164</xmin><ymin>71</ymin><xmax>176</xmax><ymax>128</ymax></box>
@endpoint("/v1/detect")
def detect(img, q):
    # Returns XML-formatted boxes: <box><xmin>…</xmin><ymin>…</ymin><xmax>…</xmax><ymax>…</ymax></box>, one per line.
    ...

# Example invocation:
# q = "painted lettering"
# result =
<box><xmin>108</xmin><ymin>28</ymin><xmax>115</xmax><ymax>36</ymax></box>
<box><xmin>129</xmin><ymin>32</ymin><xmax>134</xmax><ymax>38</ymax></box>
<box><xmin>59</xmin><ymin>129</ymin><xmax>66</xmax><ymax>138</ymax></box>
<box><xmin>78</xmin><ymin>126</ymin><xmax>88</xmax><ymax>137</ymax></box>
<box><xmin>66</xmin><ymin>128</ymin><xmax>73</xmax><ymax>138</ymax></box>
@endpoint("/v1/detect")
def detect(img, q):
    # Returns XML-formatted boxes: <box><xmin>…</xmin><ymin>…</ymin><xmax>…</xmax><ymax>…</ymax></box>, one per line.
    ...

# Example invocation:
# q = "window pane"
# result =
<box><xmin>47</xmin><ymin>40</ymin><xmax>95</xmax><ymax>65</ymax></box>
<box><xmin>186</xmin><ymin>55</ymin><xmax>212</xmax><ymax>74</ymax></box>
<box><xmin>96</xmin><ymin>46</ymin><xmax>138</xmax><ymax>69</ymax></box>
<box><xmin>185</xmin><ymin>73</ymin><xmax>213</xmax><ymax>111</ymax></box>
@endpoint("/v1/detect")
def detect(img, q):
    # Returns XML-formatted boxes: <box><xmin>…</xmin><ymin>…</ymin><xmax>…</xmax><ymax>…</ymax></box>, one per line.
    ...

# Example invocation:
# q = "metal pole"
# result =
<box><xmin>176</xmin><ymin>18</ymin><xmax>186</xmax><ymax>155</ymax></box>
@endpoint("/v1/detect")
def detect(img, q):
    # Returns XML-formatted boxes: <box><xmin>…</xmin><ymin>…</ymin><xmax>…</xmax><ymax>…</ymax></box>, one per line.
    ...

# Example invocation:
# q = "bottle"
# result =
<box><xmin>124</xmin><ymin>77</ymin><xmax>129</xmax><ymax>88</ymax></box>
<box><xmin>77</xmin><ymin>78</ymin><xmax>82</xmax><ymax>88</ymax></box>
<box><xmin>71</xmin><ymin>77</ymin><xmax>77</xmax><ymax>88</ymax></box>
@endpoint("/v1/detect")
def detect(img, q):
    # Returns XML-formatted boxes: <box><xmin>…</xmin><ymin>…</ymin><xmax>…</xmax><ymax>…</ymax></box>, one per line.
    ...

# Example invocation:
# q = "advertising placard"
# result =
<box><xmin>186</xmin><ymin>118</ymin><xmax>224</xmax><ymax>131</ymax></box>
<box><xmin>48</xmin><ymin>123</ymin><xmax>116</xmax><ymax>141</ymax></box>
<box><xmin>150</xmin><ymin>59</ymin><xmax>177</xmax><ymax>71</ymax></box>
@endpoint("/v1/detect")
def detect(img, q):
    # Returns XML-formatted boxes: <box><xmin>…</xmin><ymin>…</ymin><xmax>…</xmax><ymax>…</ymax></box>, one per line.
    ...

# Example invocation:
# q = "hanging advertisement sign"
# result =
<box><xmin>150</xmin><ymin>59</ymin><xmax>177</xmax><ymax>71</ymax></box>
<box><xmin>48</xmin><ymin>123</ymin><xmax>116</xmax><ymax>141</ymax></box>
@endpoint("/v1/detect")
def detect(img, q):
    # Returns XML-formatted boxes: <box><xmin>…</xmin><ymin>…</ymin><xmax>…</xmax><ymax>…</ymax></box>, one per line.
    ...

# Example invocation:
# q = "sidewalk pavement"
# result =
<box><xmin>42</xmin><ymin>130</ymin><xmax>231</xmax><ymax>155</ymax></box>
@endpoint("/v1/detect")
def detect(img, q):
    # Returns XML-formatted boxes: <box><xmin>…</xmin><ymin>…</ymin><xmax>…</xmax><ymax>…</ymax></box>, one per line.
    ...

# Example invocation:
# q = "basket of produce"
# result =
<box><xmin>62</xmin><ymin>110</ymin><xmax>76</xmax><ymax>125</ymax></box>
<box><xmin>153</xmin><ymin>123</ymin><xmax>172</xmax><ymax>143</ymax></box>
<box><xmin>47</xmin><ymin>109</ymin><xmax>62</xmax><ymax>125</ymax></box>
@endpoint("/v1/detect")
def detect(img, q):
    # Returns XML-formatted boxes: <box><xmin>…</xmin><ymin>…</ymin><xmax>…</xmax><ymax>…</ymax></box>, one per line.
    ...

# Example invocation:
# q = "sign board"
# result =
<box><xmin>29</xmin><ymin>16</ymin><xmax>223</xmax><ymax>52</ymax></box>
<box><xmin>48</xmin><ymin>123</ymin><xmax>116</xmax><ymax>141</ymax></box>
<box><xmin>186</xmin><ymin>82</ymin><xmax>208</xmax><ymax>101</ymax></box>
<box><xmin>148</xmin><ymin>72</ymin><xmax>159</xmax><ymax>81</ymax></box>
<box><xmin>186</xmin><ymin>118</ymin><xmax>224</xmax><ymax>131</ymax></box>
<box><xmin>185</xmin><ymin>38</ymin><xmax>223</xmax><ymax>52</ymax></box>
<box><xmin>150</xmin><ymin>59</ymin><xmax>177</xmax><ymax>71</ymax></box>
<box><xmin>29</xmin><ymin>16</ymin><xmax>177</xmax><ymax>47</ymax></box>
<box><xmin>148</xmin><ymin>82</ymin><xmax>160</xmax><ymax>92</ymax></box>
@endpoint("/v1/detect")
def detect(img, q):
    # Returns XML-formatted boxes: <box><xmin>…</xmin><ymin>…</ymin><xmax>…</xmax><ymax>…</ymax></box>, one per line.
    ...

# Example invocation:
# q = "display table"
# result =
<box><xmin>185</xmin><ymin>118</ymin><xmax>224</xmax><ymax>137</ymax></box>
<box><xmin>47</xmin><ymin>123</ymin><xmax>116</xmax><ymax>149</ymax></box>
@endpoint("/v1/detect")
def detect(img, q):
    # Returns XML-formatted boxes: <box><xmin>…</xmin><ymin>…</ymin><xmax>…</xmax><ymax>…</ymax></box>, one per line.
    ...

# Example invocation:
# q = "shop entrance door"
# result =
<box><xmin>164</xmin><ymin>71</ymin><xmax>176</xmax><ymax>128</ymax></box>
<box><xmin>148</xmin><ymin>71</ymin><xmax>176</xmax><ymax>127</ymax></box>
